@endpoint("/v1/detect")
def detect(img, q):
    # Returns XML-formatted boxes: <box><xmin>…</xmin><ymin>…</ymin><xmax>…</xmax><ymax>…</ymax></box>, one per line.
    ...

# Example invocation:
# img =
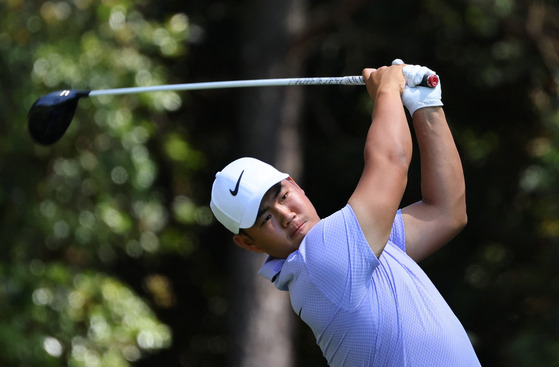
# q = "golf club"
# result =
<box><xmin>27</xmin><ymin>74</ymin><xmax>439</xmax><ymax>145</ymax></box>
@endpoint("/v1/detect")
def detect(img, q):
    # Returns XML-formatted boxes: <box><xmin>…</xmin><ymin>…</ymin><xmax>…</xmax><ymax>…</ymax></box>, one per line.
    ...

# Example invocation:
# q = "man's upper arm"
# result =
<box><xmin>348</xmin><ymin>158</ymin><xmax>409</xmax><ymax>258</ymax></box>
<box><xmin>401</xmin><ymin>201</ymin><xmax>467</xmax><ymax>262</ymax></box>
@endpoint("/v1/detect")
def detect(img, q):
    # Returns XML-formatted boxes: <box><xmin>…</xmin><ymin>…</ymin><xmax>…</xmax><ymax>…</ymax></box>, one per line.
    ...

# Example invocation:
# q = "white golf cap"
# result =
<box><xmin>210</xmin><ymin>157</ymin><xmax>289</xmax><ymax>234</ymax></box>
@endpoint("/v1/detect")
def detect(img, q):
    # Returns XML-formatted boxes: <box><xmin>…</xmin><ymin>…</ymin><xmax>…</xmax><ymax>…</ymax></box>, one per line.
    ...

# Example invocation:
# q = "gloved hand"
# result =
<box><xmin>392</xmin><ymin>59</ymin><xmax>443</xmax><ymax>116</ymax></box>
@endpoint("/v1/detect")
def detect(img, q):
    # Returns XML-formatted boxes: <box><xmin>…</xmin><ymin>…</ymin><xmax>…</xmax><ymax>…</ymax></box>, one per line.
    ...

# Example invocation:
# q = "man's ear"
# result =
<box><xmin>233</xmin><ymin>233</ymin><xmax>264</xmax><ymax>254</ymax></box>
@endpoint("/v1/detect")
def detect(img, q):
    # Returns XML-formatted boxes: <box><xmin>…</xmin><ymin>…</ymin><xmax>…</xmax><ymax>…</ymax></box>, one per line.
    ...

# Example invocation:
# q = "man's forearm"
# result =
<box><xmin>412</xmin><ymin>107</ymin><xmax>466</xmax><ymax>223</ymax></box>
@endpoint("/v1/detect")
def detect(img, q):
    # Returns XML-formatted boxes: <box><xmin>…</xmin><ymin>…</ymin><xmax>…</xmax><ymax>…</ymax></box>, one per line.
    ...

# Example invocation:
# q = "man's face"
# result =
<box><xmin>234</xmin><ymin>178</ymin><xmax>320</xmax><ymax>259</ymax></box>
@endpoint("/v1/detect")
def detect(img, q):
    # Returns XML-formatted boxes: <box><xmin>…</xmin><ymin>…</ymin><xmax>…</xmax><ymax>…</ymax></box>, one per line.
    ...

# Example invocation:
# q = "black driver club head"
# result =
<box><xmin>27</xmin><ymin>89</ymin><xmax>91</xmax><ymax>145</ymax></box>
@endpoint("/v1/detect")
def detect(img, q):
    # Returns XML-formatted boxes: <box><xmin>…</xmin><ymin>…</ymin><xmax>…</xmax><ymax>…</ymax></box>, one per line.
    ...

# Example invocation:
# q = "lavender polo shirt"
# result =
<box><xmin>258</xmin><ymin>205</ymin><xmax>481</xmax><ymax>367</ymax></box>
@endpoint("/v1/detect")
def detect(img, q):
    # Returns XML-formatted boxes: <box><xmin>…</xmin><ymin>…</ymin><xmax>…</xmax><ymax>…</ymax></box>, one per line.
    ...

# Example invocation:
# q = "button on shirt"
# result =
<box><xmin>258</xmin><ymin>205</ymin><xmax>481</xmax><ymax>367</ymax></box>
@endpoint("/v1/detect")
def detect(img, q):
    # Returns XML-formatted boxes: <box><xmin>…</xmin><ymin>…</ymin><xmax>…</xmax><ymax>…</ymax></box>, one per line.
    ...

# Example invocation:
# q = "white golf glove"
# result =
<box><xmin>392</xmin><ymin>59</ymin><xmax>443</xmax><ymax>116</ymax></box>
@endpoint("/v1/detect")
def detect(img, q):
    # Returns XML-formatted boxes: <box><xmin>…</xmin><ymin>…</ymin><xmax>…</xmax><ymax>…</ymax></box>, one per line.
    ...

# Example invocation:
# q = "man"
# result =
<box><xmin>210</xmin><ymin>61</ymin><xmax>481</xmax><ymax>366</ymax></box>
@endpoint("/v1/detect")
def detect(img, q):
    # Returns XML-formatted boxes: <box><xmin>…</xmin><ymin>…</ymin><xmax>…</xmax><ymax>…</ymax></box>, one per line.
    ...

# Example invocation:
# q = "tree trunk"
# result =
<box><xmin>229</xmin><ymin>0</ymin><xmax>307</xmax><ymax>366</ymax></box>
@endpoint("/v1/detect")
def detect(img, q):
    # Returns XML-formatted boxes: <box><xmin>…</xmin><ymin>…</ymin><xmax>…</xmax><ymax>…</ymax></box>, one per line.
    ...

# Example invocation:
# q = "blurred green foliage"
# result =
<box><xmin>1</xmin><ymin>262</ymin><xmax>171</xmax><ymax>366</ymax></box>
<box><xmin>1</xmin><ymin>0</ymin><xmax>559</xmax><ymax>366</ymax></box>
<box><xmin>0</xmin><ymin>0</ymin><xmax>211</xmax><ymax>365</ymax></box>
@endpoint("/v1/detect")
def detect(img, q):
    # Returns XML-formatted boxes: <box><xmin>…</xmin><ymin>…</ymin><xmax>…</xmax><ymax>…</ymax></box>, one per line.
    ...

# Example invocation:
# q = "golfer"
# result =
<box><xmin>210</xmin><ymin>61</ymin><xmax>481</xmax><ymax>366</ymax></box>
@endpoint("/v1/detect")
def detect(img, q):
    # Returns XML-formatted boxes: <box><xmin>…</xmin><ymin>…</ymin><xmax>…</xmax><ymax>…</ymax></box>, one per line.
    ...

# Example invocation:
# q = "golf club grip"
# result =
<box><xmin>422</xmin><ymin>74</ymin><xmax>439</xmax><ymax>88</ymax></box>
<box><xmin>341</xmin><ymin>74</ymin><xmax>438</xmax><ymax>88</ymax></box>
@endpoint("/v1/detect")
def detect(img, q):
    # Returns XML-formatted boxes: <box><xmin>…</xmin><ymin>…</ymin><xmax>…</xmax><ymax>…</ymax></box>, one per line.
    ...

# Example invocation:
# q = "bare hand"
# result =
<box><xmin>362</xmin><ymin>65</ymin><xmax>406</xmax><ymax>101</ymax></box>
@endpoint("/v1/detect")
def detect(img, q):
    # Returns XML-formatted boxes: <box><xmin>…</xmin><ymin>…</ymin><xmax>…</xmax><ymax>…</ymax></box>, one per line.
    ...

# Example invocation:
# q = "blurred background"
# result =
<box><xmin>1</xmin><ymin>0</ymin><xmax>559</xmax><ymax>366</ymax></box>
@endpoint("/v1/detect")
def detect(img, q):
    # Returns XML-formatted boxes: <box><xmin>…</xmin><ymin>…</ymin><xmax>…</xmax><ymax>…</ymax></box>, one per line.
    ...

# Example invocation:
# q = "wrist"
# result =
<box><xmin>375</xmin><ymin>84</ymin><xmax>402</xmax><ymax>100</ymax></box>
<box><xmin>411</xmin><ymin>106</ymin><xmax>444</xmax><ymax>120</ymax></box>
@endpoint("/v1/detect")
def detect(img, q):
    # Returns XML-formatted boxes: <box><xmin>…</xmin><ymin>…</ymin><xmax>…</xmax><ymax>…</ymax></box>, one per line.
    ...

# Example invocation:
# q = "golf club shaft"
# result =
<box><xmin>88</xmin><ymin>76</ymin><xmax>366</xmax><ymax>96</ymax></box>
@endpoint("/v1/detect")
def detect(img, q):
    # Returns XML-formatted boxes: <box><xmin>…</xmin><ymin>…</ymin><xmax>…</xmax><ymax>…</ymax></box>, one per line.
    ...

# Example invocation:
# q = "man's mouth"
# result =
<box><xmin>290</xmin><ymin>221</ymin><xmax>306</xmax><ymax>239</ymax></box>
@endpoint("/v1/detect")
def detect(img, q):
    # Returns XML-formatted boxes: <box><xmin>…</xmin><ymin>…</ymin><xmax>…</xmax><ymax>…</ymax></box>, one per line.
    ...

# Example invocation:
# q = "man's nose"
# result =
<box><xmin>275</xmin><ymin>205</ymin><xmax>294</xmax><ymax>228</ymax></box>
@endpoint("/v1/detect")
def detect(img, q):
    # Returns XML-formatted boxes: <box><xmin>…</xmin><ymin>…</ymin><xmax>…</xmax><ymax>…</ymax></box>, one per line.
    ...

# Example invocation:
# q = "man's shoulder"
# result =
<box><xmin>302</xmin><ymin>204</ymin><xmax>373</xmax><ymax>265</ymax></box>
<box><xmin>313</xmin><ymin>204</ymin><xmax>356</xmax><ymax>229</ymax></box>
<box><xmin>302</xmin><ymin>205</ymin><xmax>356</xmax><ymax>244</ymax></box>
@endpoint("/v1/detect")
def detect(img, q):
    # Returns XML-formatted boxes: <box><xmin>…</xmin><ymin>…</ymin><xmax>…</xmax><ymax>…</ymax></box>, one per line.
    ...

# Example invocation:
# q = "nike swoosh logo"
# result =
<box><xmin>229</xmin><ymin>170</ymin><xmax>245</xmax><ymax>196</ymax></box>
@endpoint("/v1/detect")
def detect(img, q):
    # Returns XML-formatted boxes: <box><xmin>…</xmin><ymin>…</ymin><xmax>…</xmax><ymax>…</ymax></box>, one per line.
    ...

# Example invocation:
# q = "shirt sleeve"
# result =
<box><xmin>389</xmin><ymin>209</ymin><xmax>406</xmax><ymax>252</ymax></box>
<box><xmin>301</xmin><ymin>205</ymin><xmax>379</xmax><ymax>310</ymax></box>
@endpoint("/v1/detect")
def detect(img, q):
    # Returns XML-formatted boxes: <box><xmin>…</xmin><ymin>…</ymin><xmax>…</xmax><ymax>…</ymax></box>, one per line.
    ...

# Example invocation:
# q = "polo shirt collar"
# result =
<box><xmin>258</xmin><ymin>256</ymin><xmax>285</xmax><ymax>284</ymax></box>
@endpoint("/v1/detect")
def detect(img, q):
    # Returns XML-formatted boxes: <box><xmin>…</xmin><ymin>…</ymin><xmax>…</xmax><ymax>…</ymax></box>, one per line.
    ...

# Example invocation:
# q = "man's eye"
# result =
<box><xmin>280</xmin><ymin>192</ymin><xmax>288</xmax><ymax>202</ymax></box>
<box><xmin>262</xmin><ymin>214</ymin><xmax>272</xmax><ymax>224</ymax></box>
